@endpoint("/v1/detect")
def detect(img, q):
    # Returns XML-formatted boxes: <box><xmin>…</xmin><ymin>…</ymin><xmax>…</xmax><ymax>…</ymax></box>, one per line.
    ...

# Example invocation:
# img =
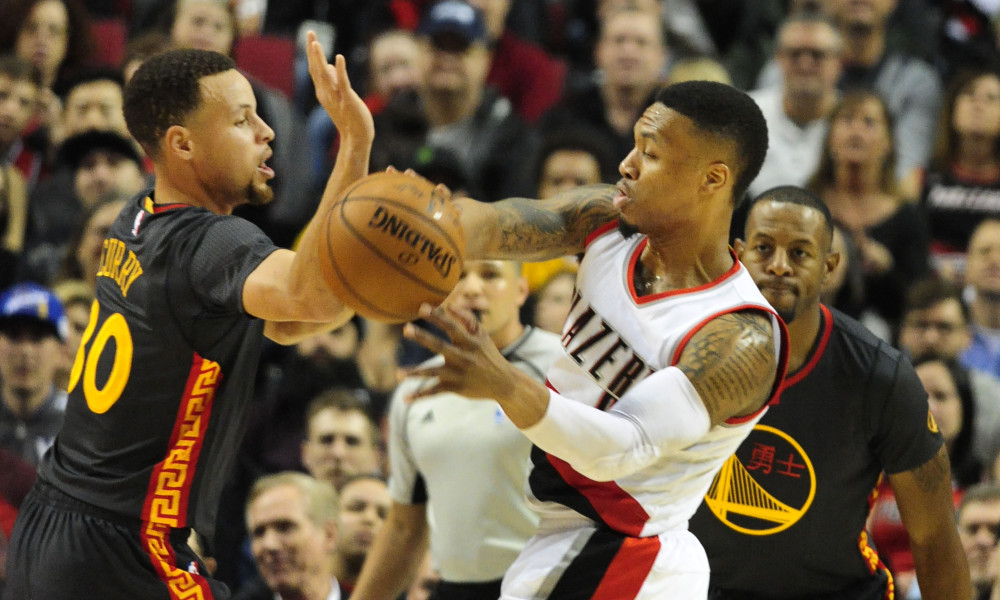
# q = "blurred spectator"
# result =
<box><xmin>807</xmin><ymin>90</ymin><xmax>931</xmax><ymax>336</ymax></box>
<box><xmin>0</xmin><ymin>448</ymin><xmax>35</xmax><ymax>596</ymax></box>
<box><xmin>957</xmin><ymin>483</ymin><xmax>1000</xmax><ymax>600</ymax></box>
<box><xmin>748</xmin><ymin>11</ymin><xmax>843</xmax><ymax>199</ymax></box>
<box><xmin>914</xmin><ymin>355</ymin><xmax>983</xmax><ymax>489</ymax></box>
<box><xmin>519</xmin><ymin>128</ymin><xmax>615</xmax><ymax>295</ymax></box>
<box><xmin>664</xmin><ymin>55</ymin><xmax>733</xmax><ymax>86</ymax></box>
<box><xmin>898</xmin><ymin>276</ymin><xmax>1000</xmax><ymax>466</ymax></box>
<box><xmin>964</xmin><ymin>218</ymin><xmax>1000</xmax><ymax>380</ymax></box>
<box><xmin>168</xmin><ymin>0</ymin><xmax>311</xmax><ymax>248</ymax></box>
<box><xmin>922</xmin><ymin>68</ymin><xmax>1000</xmax><ymax>284</ymax></box>
<box><xmin>467</xmin><ymin>0</ymin><xmax>567</xmax><ymax>124</ymax></box>
<box><xmin>0</xmin><ymin>282</ymin><xmax>68</xmax><ymax>467</ymax></box>
<box><xmin>531</xmin><ymin>269</ymin><xmax>576</xmax><ymax>334</ymax></box>
<box><xmin>0</xmin><ymin>55</ymin><xmax>43</xmax><ymax>186</ymax></box>
<box><xmin>300</xmin><ymin>388</ymin><xmax>383</xmax><ymax>492</ymax></box>
<box><xmin>823</xmin><ymin>222</ymin><xmax>868</xmax><ymax>319</ymax></box>
<box><xmin>121</xmin><ymin>31</ymin><xmax>172</xmax><ymax>84</ymax></box>
<box><xmin>937</xmin><ymin>0</ymin><xmax>1000</xmax><ymax>82</ymax></box>
<box><xmin>370</xmin><ymin>1</ymin><xmax>538</xmax><ymax>201</ymax></box>
<box><xmin>0</xmin><ymin>0</ymin><xmax>94</xmax><ymax>90</ymax></box>
<box><xmin>235</xmin><ymin>472</ymin><xmax>346</xmax><ymax>600</ymax></box>
<box><xmin>0</xmin><ymin>160</ymin><xmax>29</xmax><ymax>294</ymax></box>
<box><xmin>541</xmin><ymin>6</ymin><xmax>667</xmax><ymax>163</ymax></box>
<box><xmin>829</xmin><ymin>0</ymin><xmax>942</xmax><ymax>196</ymax></box>
<box><xmin>758</xmin><ymin>0</ymin><xmax>942</xmax><ymax>196</ymax></box>
<box><xmin>26</xmin><ymin>131</ymin><xmax>142</xmax><ymax>285</ymax></box>
<box><xmin>53</xmin><ymin>198</ymin><xmax>129</xmax><ymax>292</ymax></box>
<box><xmin>25</xmin><ymin>69</ymin><xmax>129</xmax><ymax>261</ymax></box>
<box><xmin>331</xmin><ymin>474</ymin><xmax>390</xmax><ymax>594</ymax></box>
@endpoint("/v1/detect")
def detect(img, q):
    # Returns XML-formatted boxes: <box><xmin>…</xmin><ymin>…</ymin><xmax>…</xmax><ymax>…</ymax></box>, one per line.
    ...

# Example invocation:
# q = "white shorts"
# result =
<box><xmin>500</xmin><ymin>523</ymin><xmax>709</xmax><ymax>600</ymax></box>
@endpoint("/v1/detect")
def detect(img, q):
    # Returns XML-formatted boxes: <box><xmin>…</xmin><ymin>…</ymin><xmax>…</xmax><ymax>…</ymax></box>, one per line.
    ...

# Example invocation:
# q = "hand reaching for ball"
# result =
<box><xmin>305</xmin><ymin>30</ymin><xmax>374</xmax><ymax>144</ymax></box>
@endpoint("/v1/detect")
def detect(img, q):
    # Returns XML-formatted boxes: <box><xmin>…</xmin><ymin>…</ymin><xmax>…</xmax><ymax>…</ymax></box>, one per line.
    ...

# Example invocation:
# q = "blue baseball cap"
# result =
<box><xmin>418</xmin><ymin>1</ymin><xmax>488</xmax><ymax>46</ymax></box>
<box><xmin>0</xmin><ymin>283</ymin><xmax>69</xmax><ymax>341</ymax></box>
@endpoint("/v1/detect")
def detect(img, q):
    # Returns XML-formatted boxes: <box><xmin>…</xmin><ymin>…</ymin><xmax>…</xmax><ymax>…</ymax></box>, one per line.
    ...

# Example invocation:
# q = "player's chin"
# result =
<box><xmin>246</xmin><ymin>181</ymin><xmax>275</xmax><ymax>206</ymax></box>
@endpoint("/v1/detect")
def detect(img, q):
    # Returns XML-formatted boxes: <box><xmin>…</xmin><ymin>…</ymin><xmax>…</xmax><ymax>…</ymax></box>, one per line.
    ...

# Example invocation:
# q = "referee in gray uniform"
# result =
<box><xmin>352</xmin><ymin>260</ymin><xmax>564</xmax><ymax>600</ymax></box>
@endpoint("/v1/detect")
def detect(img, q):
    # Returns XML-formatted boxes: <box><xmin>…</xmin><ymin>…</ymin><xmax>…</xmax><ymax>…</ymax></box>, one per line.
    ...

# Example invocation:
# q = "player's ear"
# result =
<box><xmin>822</xmin><ymin>251</ymin><xmax>841</xmax><ymax>284</ymax></box>
<box><xmin>702</xmin><ymin>162</ymin><xmax>730</xmax><ymax>195</ymax></box>
<box><xmin>733</xmin><ymin>238</ymin><xmax>746</xmax><ymax>258</ymax></box>
<box><xmin>165</xmin><ymin>125</ymin><xmax>194</xmax><ymax>160</ymax></box>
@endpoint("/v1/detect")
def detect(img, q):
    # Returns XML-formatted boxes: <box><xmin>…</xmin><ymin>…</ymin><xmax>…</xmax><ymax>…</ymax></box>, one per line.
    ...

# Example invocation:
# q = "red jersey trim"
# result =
<box><xmin>629</xmin><ymin>244</ymin><xmax>743</xmax><ymax>304</ymax></box>
<box><xmin>140</xmin><ymin>353</ymin><xmax>220</xmax><ymax>527</ymax></box>
<box><xmin>545</xmin><ymin>452</ymin><xmax>651</xmax><ymax>536</ymax></box>
<box><xmin>669</xmin><ymin>303</ymin><xmax>789</xmax><ymax>424</ymax></box>
<box><xmin>780</xmin><ymin>305</ymin><xmax>833</xmax><ymax>393</ymax></box>
<box><xmin>139</xmin><ymin>353</ymin><xmax>220</xmax><ymax>598</ymax></box>
<box><xmin>140</xmin><ymin>521</ymin><xmax>215</xmax><ymax>599</ymax></box>
<box><xmin>591</xmin><ymin>535</ymin><xmax>661</xmax><ymax>600</ymax></box>
<box><xmin>585</xmin><ymin>220</ymin><xmax>620</xmax><ymax>248</ymax></box>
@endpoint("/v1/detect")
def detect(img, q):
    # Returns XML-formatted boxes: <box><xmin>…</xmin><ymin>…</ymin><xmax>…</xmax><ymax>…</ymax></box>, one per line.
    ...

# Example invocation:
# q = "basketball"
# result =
<box><xmin>320</xmin><ymin>171</ymin><xmax>466</xmax><ymax>323</ymax></box>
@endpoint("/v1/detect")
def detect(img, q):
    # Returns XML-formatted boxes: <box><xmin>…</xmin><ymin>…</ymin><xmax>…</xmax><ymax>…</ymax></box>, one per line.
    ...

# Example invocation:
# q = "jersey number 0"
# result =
<box><xmin>68</xmin><ymin>300</ymin><xmax>134</xmax><ymax>414</ymax></box>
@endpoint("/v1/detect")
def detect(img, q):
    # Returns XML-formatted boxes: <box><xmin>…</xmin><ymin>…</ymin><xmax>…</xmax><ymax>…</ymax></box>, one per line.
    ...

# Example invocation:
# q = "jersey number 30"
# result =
<box><xmin>68</xmin><ymin>300</ymin><xmax>134</xmax><ymax>414</ymax></box>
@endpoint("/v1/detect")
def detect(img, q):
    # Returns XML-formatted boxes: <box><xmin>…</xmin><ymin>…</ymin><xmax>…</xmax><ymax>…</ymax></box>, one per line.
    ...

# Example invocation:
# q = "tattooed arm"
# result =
<box><xmin>455</xmin><ymin>184</ymin><xmax>619</xmax><ymax>261</ymax></box>
<box><xmin>404</xmin><ymin>305</ymin><xmax>779</xmax><ymax>481</ymax></box>
<box><xmin>676</xmin><ymin>310</ymin><xmax>779</xmax><ymax>426</ymax></box>
<box><xmin>890</xmin><ymin>447</ymin><xmax>973</xmax><ymax>600</ymax></box>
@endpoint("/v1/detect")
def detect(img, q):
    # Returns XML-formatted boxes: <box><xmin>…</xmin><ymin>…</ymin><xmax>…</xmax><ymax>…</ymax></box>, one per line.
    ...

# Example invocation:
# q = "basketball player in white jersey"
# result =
<box><xmin>396</xmin><ymin>80</ymin><xmax>788</xmax><ymax>600</ymax></box>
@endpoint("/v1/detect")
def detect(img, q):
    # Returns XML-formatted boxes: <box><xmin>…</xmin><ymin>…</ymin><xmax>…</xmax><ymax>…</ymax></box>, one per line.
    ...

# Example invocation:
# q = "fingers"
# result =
<box><xmin>416</xmin><ymin>303</ymin><xmax>475</xmax><ymax>344</ymax></box>
<box><xmin>334</xmin><ymin>54</ymin><xmax>351</xmax><ymax>94</ymax></box>
<box><xmin>403</xmin><ymin>319</ymin><xmax>455</xmax><ymax>356</ymax></box>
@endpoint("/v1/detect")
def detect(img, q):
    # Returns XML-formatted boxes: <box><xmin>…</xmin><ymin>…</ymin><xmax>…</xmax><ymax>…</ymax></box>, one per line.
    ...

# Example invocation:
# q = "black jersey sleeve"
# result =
<box><xmin>188</xmin><ymin>216</ymin><xmax>277</xmax><ymax>315</ymax></box>
<box><xmin>868</xmin><ymin>345</ymin><xmax>944</xmax><ymax>475</ymax></box>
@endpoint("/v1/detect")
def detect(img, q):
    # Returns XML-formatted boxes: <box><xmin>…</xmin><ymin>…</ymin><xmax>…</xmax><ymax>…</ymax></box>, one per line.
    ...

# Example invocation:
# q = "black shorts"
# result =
<box><xmin>3</xmin><ymin>479</ymin><xmax>229</xmax><ymax>600</ymax></box>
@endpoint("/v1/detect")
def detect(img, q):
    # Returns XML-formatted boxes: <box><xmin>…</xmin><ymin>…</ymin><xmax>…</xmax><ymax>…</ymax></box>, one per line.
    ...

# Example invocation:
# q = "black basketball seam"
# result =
<box><xmin>324</xmin><ymin>206</ymin><xmax>411</xmax><ymax>321</ymax></box>
<box><xmin>336</xmin><ymin>196</ymin><xmax>461</xmax><ymax>296</ymax></box>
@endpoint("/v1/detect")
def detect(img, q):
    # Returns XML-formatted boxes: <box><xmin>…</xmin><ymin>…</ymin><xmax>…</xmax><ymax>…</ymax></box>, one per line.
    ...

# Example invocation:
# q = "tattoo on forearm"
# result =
<box><xmin>911</xmin><ymin>447</ymin><xmax>950</xmax><ymax>494</ymax></box>
<box><xmin>678</xmin><ymin>311</ymin><xmax>776</xmax><ymax>423</ymax></box>
<box><xmin>494</xmin><ymin>186</ymin><xmax>617</xmax><ymax>258</ymax></box>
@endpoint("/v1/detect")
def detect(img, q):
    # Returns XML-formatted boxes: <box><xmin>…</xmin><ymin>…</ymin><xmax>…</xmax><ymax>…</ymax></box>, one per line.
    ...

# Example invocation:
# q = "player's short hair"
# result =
<box><xmin>654</xmin><ymin>81</ymin><xmax>768</xmax><ymax>204</ymax></box>
<box><xmin>304</xmin><ymin>387</ymin><xmax>379</xmax><ymax>446</ymax></box>
<box><xmin>245</xmin><ymin>471</ymin><xmax>339</xmax><ymax>528</ymax></box>
<box><xmin>0</xmin><ymin>54</ymin><xmax>42</xmax><ymax>88</ymax></box>
<box><xmin>746</xmin><ymin>186</ymin><xmax>834</xmax><ymax>243</ymax></box>
<box><xmin>123</xmin><ymin>48</ymin><xmax>235</xmax><ymax>160</ymax></box>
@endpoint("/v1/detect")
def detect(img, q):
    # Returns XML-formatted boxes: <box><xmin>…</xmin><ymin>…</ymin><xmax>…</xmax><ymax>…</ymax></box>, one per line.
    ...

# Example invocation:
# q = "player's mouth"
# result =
<box><xmin>257</xmin><ymin>152</ymin><xmax>274</xmax><ymax>178</ymax></box>
<box><xmin>613</xmin><ymin>181</ymin><xmax>630</xmax><ymax>209</ymax></box>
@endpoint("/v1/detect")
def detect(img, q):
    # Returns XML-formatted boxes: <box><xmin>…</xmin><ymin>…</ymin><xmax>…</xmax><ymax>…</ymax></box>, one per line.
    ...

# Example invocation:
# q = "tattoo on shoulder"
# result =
<box><xmin>677</xmin><ymin>311</ymin><xmax>777</xmax><ymax>424</ymax></box>
<box><xmin>495</xmin><ymin>185</ymin><xmax>617</xmax><ymax>258</ymax></box>
<box><xmin>910</xmin><ymin>447</ymin><xmax>951</xmax><ymax>494</ymax></box>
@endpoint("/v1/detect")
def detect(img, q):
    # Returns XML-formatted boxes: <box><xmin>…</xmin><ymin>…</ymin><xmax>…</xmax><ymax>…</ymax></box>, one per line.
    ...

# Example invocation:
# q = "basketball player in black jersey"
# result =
<box><xmin>689</xmin><ymin>186</ymin><xmax>971</xmax><ymax>600</ymax></box>
<box><xmin>3</xmin><ymin>34</ymin><xmax>372</xmax><ymax>599</ymax></box>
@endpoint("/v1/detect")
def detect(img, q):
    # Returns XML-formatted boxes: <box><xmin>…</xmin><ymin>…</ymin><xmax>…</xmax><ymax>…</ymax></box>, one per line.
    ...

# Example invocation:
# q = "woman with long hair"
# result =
<box><xmin>807</xmin><ymin>90</ymin><xmax>931</xmax><ymax>335</ymax></box>
<box><xmin>922</xmin><ymin>69</ymin><xmax>1000</xmax><ymax>283</ymax></box>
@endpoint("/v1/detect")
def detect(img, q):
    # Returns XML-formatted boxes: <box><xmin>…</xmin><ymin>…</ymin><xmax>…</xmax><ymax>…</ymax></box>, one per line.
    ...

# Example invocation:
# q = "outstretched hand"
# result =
<box><xmin>403</xmin><ymin>304</ymin><xmax>514</xmax><ymax>402</ymax></box>
<box><xmin>305</xmin><ymin>30</ymin><xmax>374</xmax><ymax>143</ymax></box>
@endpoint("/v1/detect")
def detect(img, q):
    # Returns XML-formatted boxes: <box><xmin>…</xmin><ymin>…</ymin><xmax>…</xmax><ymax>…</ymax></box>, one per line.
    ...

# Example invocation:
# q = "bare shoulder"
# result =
<box><xmin>457</xmin><ymin>184</ymin><xmax>618</xmax><ymax>261</ymax></box>
<box><xmin>676</xmin><ymin>310</ymin><xmax>778</xmax><ymax>426</ymax></box>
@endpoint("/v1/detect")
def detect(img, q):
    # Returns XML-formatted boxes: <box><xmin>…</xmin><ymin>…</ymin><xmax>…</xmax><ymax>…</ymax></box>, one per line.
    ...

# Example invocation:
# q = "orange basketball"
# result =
<box><xmin>320</xmin><ymin>171</ymin><xmax>466</xmax><ymax>323</ymax></box>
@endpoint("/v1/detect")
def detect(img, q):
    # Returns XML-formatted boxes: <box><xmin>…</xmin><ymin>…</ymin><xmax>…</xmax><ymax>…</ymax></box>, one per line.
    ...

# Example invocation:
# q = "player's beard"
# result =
<box><xmin>617</xmin><ymin>217</ymin><xmax>640</xmax><ymax>239</ymax></box>
<box><xmin>246</xmin><ymin>180</ymin><xmax>274</xmax><ymax>206</ymax></box>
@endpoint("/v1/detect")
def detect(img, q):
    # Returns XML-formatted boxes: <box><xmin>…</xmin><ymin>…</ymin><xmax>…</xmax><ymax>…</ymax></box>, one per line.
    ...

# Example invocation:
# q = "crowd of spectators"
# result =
<box><xmin>4</xmin><ymin>0</ymin><xmax>1000</xmax><ymax>597</ymax></box>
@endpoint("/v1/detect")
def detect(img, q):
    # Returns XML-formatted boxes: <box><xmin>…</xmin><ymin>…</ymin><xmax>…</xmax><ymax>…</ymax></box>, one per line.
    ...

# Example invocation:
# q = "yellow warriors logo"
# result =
<box><xmin>704</xmin><ymin>424</ymin><xmax>817</xmax><ymax>535</ymax></box>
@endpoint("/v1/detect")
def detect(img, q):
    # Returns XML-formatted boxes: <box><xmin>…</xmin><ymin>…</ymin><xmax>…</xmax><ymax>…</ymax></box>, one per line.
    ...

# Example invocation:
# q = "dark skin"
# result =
<box><xmin>737</xmin><ymin>198</ymin><xmax>972</xmax><ymax>600</ymax></box>
<box><xmin>402</xmin><ymin>103</ymin><xmax>778</xmax><ymax>431</ymax></box>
